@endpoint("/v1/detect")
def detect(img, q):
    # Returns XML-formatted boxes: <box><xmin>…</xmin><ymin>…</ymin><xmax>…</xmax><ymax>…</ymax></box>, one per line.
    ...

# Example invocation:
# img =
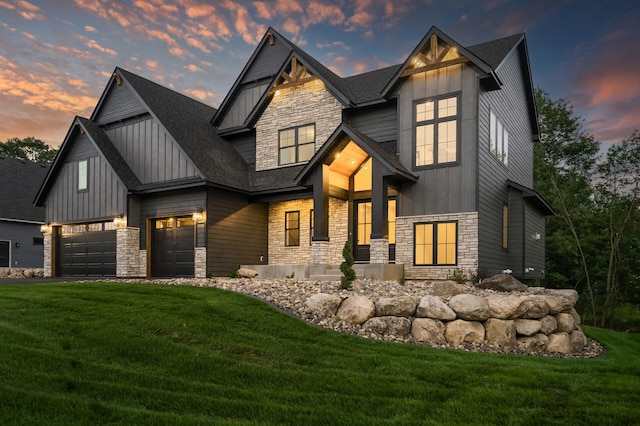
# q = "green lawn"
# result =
<box><xmin>0</xmin><ymin>282</ymin><xmax>638</xmax><ymax>425</ymax></box>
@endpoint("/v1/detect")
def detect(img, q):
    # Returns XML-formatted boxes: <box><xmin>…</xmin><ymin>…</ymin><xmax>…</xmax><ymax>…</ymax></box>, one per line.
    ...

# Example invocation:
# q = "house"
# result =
<box><xmin>1</xmin><ymin>156</ymin><xmax>48</xmax><ymax>269</ymax></box>
<box><xmin>34</xmin><ymin>26</ymin><xmax>553</xmax><ymax>281</ymax></box>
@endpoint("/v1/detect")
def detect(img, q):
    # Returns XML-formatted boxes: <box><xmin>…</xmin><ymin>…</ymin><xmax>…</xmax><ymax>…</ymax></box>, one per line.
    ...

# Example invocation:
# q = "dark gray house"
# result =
<box><xmin>1</xmin><ymin>156</ymin><xmax>48</xmax><ymax>268</ymax></box>
<box><xmin>35</xmin><ymin>26</ymin><xmax>552</xmax><ymax>281</ymax></box>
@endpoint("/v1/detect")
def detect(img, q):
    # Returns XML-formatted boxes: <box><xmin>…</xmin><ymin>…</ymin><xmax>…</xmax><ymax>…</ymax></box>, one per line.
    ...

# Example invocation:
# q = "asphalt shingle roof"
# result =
<box><xmin>466</xmin><ymin>33</ymin><xmax>524</xmax><ymax>69</ymax></box>
<box><xmin>0</xmin><ymin>156</ymin><xmax>48</xmax><ymax>222</ymax></box>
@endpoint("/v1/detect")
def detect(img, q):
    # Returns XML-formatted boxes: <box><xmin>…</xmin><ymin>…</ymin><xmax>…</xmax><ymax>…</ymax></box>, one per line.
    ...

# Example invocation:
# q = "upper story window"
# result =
<box><xmin>489</xmin><ymin>111</ymin><xmax>509</xmax><ymax>166</ymax></box>
<box><xmin>78</xmin><ymin>160</ymin><xmax>88</xmax><ymax>191</ymax></box>
<box><xmin>415</xmin><ymin>94</ymin><xmax>459</xmax><ymax>167</ymax></box>
<box><xmin>279</xmin><ymin>123</ymin><xmax>315</xmax><ymax>165</ymax></box>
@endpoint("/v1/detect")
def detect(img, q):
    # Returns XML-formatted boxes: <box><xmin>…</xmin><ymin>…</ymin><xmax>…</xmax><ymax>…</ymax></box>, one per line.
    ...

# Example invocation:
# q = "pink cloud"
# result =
<box><xmin>303</xmin><ymin>1</ymin><xmax>345</xmax><ymax>27</ymax></box>
<box><xmin>253</xmin><ymin>1</ymin><xmax>273</xmax><ymax>19</ymax></box>
<box><xmin>75</xmin><ymin>34</ymin><xmax>118</xmax><ymax>56</ymax></box>
<box><xmin>184</xmin><ymin>64</ymin><xmax>203</xmax><ymax>73</ymax></box>
<box><xmin>84</xmin><ymin>25</ymin><xmax>98</xmax><ymax>32</ymax></box>
<box><xmin>145</xmin><ymin>60</ymin><xmax>160</xmax><ymax>69</ymax></box>
<box><xmin>222</xmin><ymin>0</ymin><xmax>265</xmax><ymax>45</ymax></box>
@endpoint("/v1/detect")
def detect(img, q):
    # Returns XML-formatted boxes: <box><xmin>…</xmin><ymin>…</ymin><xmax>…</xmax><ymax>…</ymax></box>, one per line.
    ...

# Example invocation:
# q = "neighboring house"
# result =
<box><xmin>1</xmin><ymin>156</ymin><xmax>48</xmax><ymax>268</ymax></box>
<box><xmin>35</xmin><ymin>26</ymin><xmax>553</xmax><ymax>281</ymax></box>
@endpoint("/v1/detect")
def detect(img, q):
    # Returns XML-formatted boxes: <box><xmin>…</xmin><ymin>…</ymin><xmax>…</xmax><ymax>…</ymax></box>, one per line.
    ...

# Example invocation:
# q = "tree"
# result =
<box><xmin>0</xmin><ymin>137</ymin><xmax>58</xmax><ymax>164</ymax></box>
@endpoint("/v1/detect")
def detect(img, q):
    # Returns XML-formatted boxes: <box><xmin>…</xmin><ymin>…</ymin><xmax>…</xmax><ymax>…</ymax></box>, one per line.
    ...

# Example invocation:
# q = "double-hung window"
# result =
<box><xmin>414</xmin><ymin>221</ymin><xmax>457</xmax><ymax>265</ymax></box>
<box><xmin>279</xmin><ymin>124</ymin><xmax>315</xmax><ymax>165</ymax></box>
<box><xmin>285</xmin><ymin>211</ymin><xmax>300</xmax><ymax>246</ymax></box>
<box><xmin>489</xmin><ymin>111</ymin><xmax>509</xmax><ymax>165</ymax></box>
<box><xmin>415</xmin><ymin>95</ymin><xmax>459</xmax><ymax>167</ymax></box>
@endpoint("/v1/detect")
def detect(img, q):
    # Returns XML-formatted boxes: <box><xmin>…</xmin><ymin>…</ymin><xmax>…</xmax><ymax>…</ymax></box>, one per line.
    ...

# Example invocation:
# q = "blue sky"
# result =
<box><xmin>1</xmin><ymin>0</ymin><xmax>638</xmax><ymax>147</ymax></box>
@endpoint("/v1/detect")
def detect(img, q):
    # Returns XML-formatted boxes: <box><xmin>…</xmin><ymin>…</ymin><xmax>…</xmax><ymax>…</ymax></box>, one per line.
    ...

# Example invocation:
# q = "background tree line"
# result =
<box><xmin>0</xmin><ymin>137</ymin><xmax>58</xmax><ymax>164</ymax></box>
<box><xmin>535</xmin><ymin>88</ymin><xmax>640</xmax><ymax>330</ymax></box>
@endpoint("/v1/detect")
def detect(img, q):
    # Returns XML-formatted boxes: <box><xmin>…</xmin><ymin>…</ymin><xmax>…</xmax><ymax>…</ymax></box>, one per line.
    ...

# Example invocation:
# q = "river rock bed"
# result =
<box><xmin>121</xmin><ymin>277</ymin><xmax>604</xmax><ymax>359</ymax></box>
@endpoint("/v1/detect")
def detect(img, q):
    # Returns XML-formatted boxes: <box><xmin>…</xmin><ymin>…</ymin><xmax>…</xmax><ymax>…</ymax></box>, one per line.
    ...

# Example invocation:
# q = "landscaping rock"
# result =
<box><xmin>570</xmin><ymin>328</ymin><xmax>588</xmax><ymax>351</ymax></box>
<box><xmin>539</xmin><ymin>315</ymin><xmax>558</xmax><ymax>334</ymax></box>
<box><xmin>556</xmin><ymin>313</ymin><xmax>576</xmax><ymax>333</ymax></box>
<box><xmin>487</xmin><ymin>294</ymin><xmax>523</xmax><ymax>319</ymax></box>
<box><xmin>336</xmin><ymin>295</ymin><xmax>375</xmax><ymax>325</ymax></box>
<box><xmin>476</xmin><ymin>273</ymin><xmax>528</xmax><ymax>292</ymax></box>
<box><xmin>514</xmin><ymin>319</ymin><xmax>541</xmax><ymax>336</ymax></box>
<box><xmin>415</xmin><ymin>295</ymin><xmax>457</xmax><ymax>320</ymax></box>
<box><xmin>412</xmin><ymin>318</ymin><xmax>446</xmax><ymax>344</ymax></box>
<box><xmin>516</xmin><ymin>296</ymin><xmax>550</xmax><ymax>319</ymax></box>
<box><xmin>375</xmin><ymin>296</ymin><xmax>417</xmax><ymax>317</ymax></box>
<box><xmin>516</xmin><ymin>333</ymin><xmax>549</xmax><ymax>353</ymax></box>
<box><xmin>547</xmin><ymin>332</ymin><xmax>572</xmax><ymax>354</ymax></box>
<box><xmin>548</xmin><ymin>289</ymin><xmax>579</xmax><ymax>305</ymax></box>
<box><xmin>445</xmin><ymin>319</ymin><xmax>485</xmax><ymax>345</ymax></box>
<box><xmin>306</xmin><ymin>293</ymin><xmax>341</xmax><ymax>318</ymax></box>
<box><xmin>237</xmin><ymin>268</ymin><xmax>259</xmax><ymax>278</ymax></box>
<box><xmin>448</xmin><ymin>294</ymin><xmax>490</xmax><ymax>321</ymax></box>
<box><xmin>363</xmin><ymin>316</ymin><xmax>411</xmax><ymax>337</ymax></box>
<box><xmin>541</xmin><ymin>294</ymin><xmax>574</xmax><ymax>315</ymax></box>
<box><xmin>427</xmin><ymin>280</ymin><xmax>467</xmax><ymax>299</ymax></box>
<box><xmin>485</xmin><ymin>318</ymin><xmax>516</xmax><ymax>348</ymax></box>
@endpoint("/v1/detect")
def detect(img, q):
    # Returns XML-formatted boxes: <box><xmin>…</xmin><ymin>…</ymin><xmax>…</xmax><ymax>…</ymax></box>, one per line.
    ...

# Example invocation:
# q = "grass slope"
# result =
<box><xmin>0</xmin><ymin>282</ymin><xmax>638</xmax><ymax>425</ymax></box>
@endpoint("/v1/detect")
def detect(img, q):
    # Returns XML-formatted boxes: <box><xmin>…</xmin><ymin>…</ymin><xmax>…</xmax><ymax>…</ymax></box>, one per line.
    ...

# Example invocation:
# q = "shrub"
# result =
<box><xmin>340</xmin><ymin>241</ymin><xmax>356</xmax><ymax>289</ymax></box>
<box><xmin>228</xmin><ymin>266</ymin><xmax>240</xmax><ymax>278</ymax></box>
<box><xmin>447</xmin><ymin>268</ymin><xmax>468</xmax><ymax>284</ymax></box>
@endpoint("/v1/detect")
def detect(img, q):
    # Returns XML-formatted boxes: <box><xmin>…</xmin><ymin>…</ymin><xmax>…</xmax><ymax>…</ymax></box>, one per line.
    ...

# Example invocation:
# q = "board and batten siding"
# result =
<box><xmin>345</xmin><ymin>102</ymin><xmax>398</xmax><ymax>144</ymax></box>
<box><xmin>507</xmin><ymin>187</ymin><xmax>524</xmax><ymax>276</ymax></box>
<box><xmin>138</xmin><ymin>189</ymin><xmax>206</xmax><ymax>250</ymax></box>
<box><xmin>104</xmin><ymin>116</ymin><xmax>201</xmax><ymax>184</ymax></box>
<box><xmin>46</xmin><ymin>134</ymin><xmax>126</xmax><ymax>223</ymax></box>
<box><xmin>395</xmin><ymin>64</ymin><xmax>478</xmax><ymax>217</ymax></box>
<box><xmin>524</xmin><ymin>200</ymin><xmax>546</xmax><ymax>280</ymax></box>
<box><xmin>206</xmin><ymin>188</ymin><xmax>268</xmax><ymax>277</ymax></box>
<box><xmin>477</xmin><ymin>47</ymin><xmax>536</xmax><ymax>276</ymax></box>
<box><xmin>219</xmin><ymin>83</ymin><xmax>270</xmax><ymax>130</ymax></box>
<box><xmin>94</xmin><ymin>81</ymin><xmax>147</xmax><ymax>125</ymax></box>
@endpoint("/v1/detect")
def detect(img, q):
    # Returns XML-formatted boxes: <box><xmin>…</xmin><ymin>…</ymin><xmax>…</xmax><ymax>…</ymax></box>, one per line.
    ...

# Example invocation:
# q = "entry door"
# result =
<box><xmin>0</xmin><ymin>241</ymin><xmax>9</xmax><ymax>267</ymax></box>
<box><xmin>354</xmin><ymin>200</ymin><xmax>396</xmax><ymax>262</ymax></box>
<box><xmin>151</xmin><ymin>217</ymin><xmax>195</xmax><ymax>278</ymax></box>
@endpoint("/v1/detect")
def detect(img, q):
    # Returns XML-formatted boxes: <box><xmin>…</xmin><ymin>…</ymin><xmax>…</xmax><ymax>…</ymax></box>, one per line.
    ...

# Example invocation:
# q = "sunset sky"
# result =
<box><xmin>1</xmin><ymin>0</ymin><xmax>638</xmax><ymax>148</ymax></box>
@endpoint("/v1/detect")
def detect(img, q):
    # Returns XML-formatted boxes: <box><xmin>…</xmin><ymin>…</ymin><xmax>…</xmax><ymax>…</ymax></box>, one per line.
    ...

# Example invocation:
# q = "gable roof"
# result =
<box><xmin>0</xmin><ymin>156</ymin><xmax>47</xmax><ymax>223</ymax></box>
<box><xmin>466</xmin><ymin>33</ymin><xmax>524</xmax><ymax>69</ymax></box>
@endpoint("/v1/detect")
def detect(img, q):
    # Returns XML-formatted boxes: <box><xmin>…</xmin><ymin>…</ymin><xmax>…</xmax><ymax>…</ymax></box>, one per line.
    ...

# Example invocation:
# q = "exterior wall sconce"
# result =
<box><xmin>40</xmin><ymin>224</ymin><xmax>52</xmax><ymax>234</ymax></box>
<box><xmin>113</xmin><ymin>215</ymin><xmax>126</xmax><ymax>228</ymax></box>
<box><xmin>192</xmin><ymin>209</ymin><xmax>204</xmax><ymax>223</ymax></box>
<box><xmin>533</xmin><ymin>232</ymin><xmax>541</xmax><ymax>240</ymax></box>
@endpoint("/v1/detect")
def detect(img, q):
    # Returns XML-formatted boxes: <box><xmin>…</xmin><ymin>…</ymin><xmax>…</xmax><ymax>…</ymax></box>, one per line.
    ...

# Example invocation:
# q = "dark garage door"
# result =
<box><xmin>58</xmin><ymin>223</ymin><xmax>116</xmax><ymax>277</ymax></box>
<box><xmin>151</xmin><ymin>217</ymin><xmax>195</xmax><ymax>278</ymax></box>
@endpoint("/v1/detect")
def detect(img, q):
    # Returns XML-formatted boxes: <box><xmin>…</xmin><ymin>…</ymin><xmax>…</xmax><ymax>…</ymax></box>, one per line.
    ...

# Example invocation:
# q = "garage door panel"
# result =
<box><xmin>151</xmin><ymin>216</ymin><xmax>194</xmax><ymax>278</ymax></box>
<box><xmin>58</xmin><ymin>227</ymin><xmax>116</xmax><ymax>277</ymax></box>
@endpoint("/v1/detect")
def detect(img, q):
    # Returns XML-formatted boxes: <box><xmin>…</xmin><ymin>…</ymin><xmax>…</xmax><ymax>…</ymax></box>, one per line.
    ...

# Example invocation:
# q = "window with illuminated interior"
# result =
<box><xmin>489</xmin><ymin>110</ymin><xmax>509</xmax><ymax>165</ymax></box>
<box><xmin>285</xmin><ymin>211</ymin><xmax>300</xmax><ymax>246</ymax></box>
<box><xmin>415</xmin><ymin>95</ymin><xmax>459</xmax><ymax>167</ymax></box>
<box><xmin>279</xmin><ymin>124</ymin><xmax>315</xmax><ymax>165</ymax></box>
<box><xmin>414</xmin><ymin>221</ymin><xmax>457</xmax><ymax>265</ymax></box>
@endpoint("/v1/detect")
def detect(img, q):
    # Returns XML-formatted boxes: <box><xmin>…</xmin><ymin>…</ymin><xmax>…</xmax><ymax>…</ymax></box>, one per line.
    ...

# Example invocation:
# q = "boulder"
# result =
<box><xmin>411</xmin><ymin>318</ymin><xmax>446</xmax><ymax>344</ymax></box>
<box><xmin>516</xmin><ymin>296</ymin><xmax>550</xmax><ymax>319</ymax></box>
<box><xmin>569</xmin><ymin>307</ymin><xmax>581</xmax><ymax>326</ymax></box>
<box><xmin>445</xmin><ymin>319</ymin><xmax>485</xmax><ymax>345</ymax></box>
<box><xmin>0</xmin><ymin>269</ymin><xmax>7</xmax><ymax>279</ymax></box>
<box><xmin>428</xmin><ymin>280</ymin><xmax>467</xmax><ymax>299</ymax></box>
<box><xmin>375</xmin><ymin>296</ymin><xmax>417</xmax><ymax>318</ymax></box>
<box><xmin>448</xmin><ymin>294</ymin><xmax>490</xmax><ymax>321</ymax></box>
<box><xmin>547</xmin><ymin>332</ymin><xmax>572</xmax><ymax>354</ymax></box>
<box><xmin>514</xmin><ymin>319</ymin><xmax>541</xmax><ymax>336</ymax></box>
<box><xmin>487</xmin><ymin>294</ymin><xmax>523</xmax><ymax>319</ymax></box>
<box><xmin>570</xmin><ymin>328</ymin><xmax>588</xmax><ymax>351</ymax></box>
<box><xmin>556</xmin><ymin>313</ymin><xmax>576</xmax><ymax>333</ymax></box>
<box><xmin>548</xmin><ymin>289</ymin><xmax>579</xmax><ymax>305</ymax></box>
<box><xmin>336</xmin><ymin>295</ymin><xmax>375</xmax><ymax>325</ymax></box>
<box><xmin>237</xmin><ymin>268</ymin><xmax>258</xmax><ymax>278</ymax></box>
<box><xmin>363</xmin><ymin>316</ymin><xmax>411</xmax><ymax>337</ymax></box>
<box><xmin>539</xmin><ymin>315</ymin><xmax>558</xmax><ymax>334</ymax></box>
<box><xmin>516</xmin><ymin>334</ymin><xmax>549</xmax><ymax>353</ymax></box>
<box><xmin>23</xmin><ymin>268</ymin><xmax>34</xmax><ymax>278</ymax></box>
<box><xmin>484</xmin><ymin>319</ymin><xmax>516</xmax><ymax>348</ymax></box>
<box><xmin>541</xmin><ymin>294</ymin><xmax>574</xmax><ymax>314</ymax></box>
<box><xmin>306</xmin><ymin>293</ymin><xmax>341</xmax><ymax>318</ymax></box>
<box><xmin>476</xmin><ymin>274</ymin><xmax>528</xmax><ymax>292</ymax></box>
<box><xmin>415</xmin><ymin>295</ymin><xmax>457</xmax><ymax>320</ymax></box>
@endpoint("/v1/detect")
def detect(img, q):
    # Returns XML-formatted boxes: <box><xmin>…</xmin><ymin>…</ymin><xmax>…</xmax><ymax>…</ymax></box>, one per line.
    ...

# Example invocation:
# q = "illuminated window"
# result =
<box><xmin>502</xmin><ymin>205</ymin><xmax>509</xmax><ymax>249</ymax></box>
<box><xmin>279</xmin><ymin>124</ymin><xmax>315</xmax><ymax>165</ymax></box>
<box><xmin>285</xmin><ymin>211</ymin><xmax>300</xmax><ymax>246</ymax></box>
<box><xmin>490</xmin><ymin>110</ymin><xmax>509</xmax><ymax>165</ymax></box>
<box><xmin>78</xmin><ymin>160</ymin><xmax>88</xmax><ymax>191</ymax></box>
<box><xmin>388</xmin><ymin>199</ymin><xmax>396</xmax><ymax>244</ymax></box>
<box><xmin>415</xmin><ymin>95</ymin><xmax>458</xmax><ymax>167</ymax></box>
<box><xmin>414</xmin><ymin>221</ymin><xmax>457</xmax><ymax>265</ymax></box>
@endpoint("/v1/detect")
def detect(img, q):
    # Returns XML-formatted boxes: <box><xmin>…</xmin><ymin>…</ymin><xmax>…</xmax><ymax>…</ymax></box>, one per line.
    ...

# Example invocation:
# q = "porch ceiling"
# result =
<box><xmin>328</xmin><ymin>141</ymin><xmax>368</xmax><ymax>190</ymax></box>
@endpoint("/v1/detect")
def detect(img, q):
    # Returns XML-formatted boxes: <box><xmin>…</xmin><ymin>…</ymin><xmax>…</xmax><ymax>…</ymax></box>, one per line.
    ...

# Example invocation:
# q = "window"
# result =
<box><xmin>489</xmin><ymin>111</ymin><xmax>509</xmax><ymax>165</ymax></box>
<box><xmin>502</xmin><ymin>204</ymin><xmax>509</xmax><ymax>249</ymax></box>
<box><xmin>78</xmin><ymin>160</ymin><xmax>88</xmax><ymax>191</ymax></box>
<box><xmin>309</xmin><ymin>209</ymin><xmax>314</xmax><ymax>245</ymax></box>
<box><xmin>357</xmin><ymin>202</ymin><xmax>372</xmax><ymax>245</ymax></box>
<box><xmin>415</xmin><ymin>95</ymin><xmax>459</xmax><ymax>167</ymax></box>
<box><xmin>279</xmin><ymin>124</ymin><xmax>315</xmax><ymax>165</ymax></box>
<box><xmin>414</xmin><ymin>221</ymin><xmax>457</xmax><ymax>265</ymax></box>
<box><xmin>388</xmin><ymin>199</ymin><xmax>396</xmax><ymax>244</ymax></box>
<box><xmin>33</xmin><ymin>237</ymin><xmax>44</xmax><ymax>246</ymax></box>
<box><xmin>285</xmin><ymin>211</ymin><xmax>300</xmax><ymax>246</ymax></box>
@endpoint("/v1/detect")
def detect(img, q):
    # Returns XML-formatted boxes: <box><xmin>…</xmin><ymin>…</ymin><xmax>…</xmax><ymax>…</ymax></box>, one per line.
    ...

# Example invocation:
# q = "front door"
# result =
<box><xmin>354</xmin><ymin>199</ymin><xmax>396</xmax><ymax>262</ymax></box>
<box><xmin>151</xmin><ymin>216</ymin><xmax>195</xmax><ymax>278</ymax></box>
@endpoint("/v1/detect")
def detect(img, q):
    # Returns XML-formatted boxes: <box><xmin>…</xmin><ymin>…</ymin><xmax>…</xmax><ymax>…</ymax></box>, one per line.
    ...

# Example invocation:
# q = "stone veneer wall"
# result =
<box><xmin>43</xmin><ymin>232</ymin><xmax>52</xmax><ymax>277</ymax></box>
<box><xmin>396</xmin><ymin>212</ymin><xmax>479</xmax><ymax>280</ymax></box>
<box><xmin>268</xmin><ymin>197</ymin><xmax>348</xmax><ymax>265</ymax></box>
<box><xmin>255</xmin><ymin>80</ymin><xmax>342</xmax><ymax>171</ymax></box>
<box><xmin>369</xmin><ymin>239</ymin><xmax>389</xmax><ymax>264</ymax></box>
<box><xmin>116</xmin><ymin>227</ymin><xmax>140</xmax><ymax>277</ymax></box>
<box><xmin>195</xmin><ymin>247</ymin><xmax>207</xmax><ymax>278</ymax></box>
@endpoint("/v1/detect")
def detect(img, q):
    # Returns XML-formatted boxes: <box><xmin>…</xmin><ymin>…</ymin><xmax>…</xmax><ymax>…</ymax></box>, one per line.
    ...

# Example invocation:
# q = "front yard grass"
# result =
<box><xmin>0</xmin><ymin>282</ymin><xmax>638</xmax><ymax>425</ymax></box>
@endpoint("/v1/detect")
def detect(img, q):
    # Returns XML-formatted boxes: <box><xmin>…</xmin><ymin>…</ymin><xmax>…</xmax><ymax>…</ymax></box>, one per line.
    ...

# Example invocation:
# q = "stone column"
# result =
<box><xmin>116</xmin><ymin>227</ymin><xmax>141</xmax><ymax>277</ymax></box>
<box><xmin>195</xmin><ymin>247</ymin><xmax>207</xmax><ymax>278</ymax></box>
<box><xmin>370</xmin><ymin>238</ymin><xmax>389</xmax><ymax>264</ymax></box>
<box><xmin>43</xmin><ymin>232</ymin><xmax>52</xmax><ymax>278</ymax></box>
<box><xmin>311</xmin><ymin>240</ymin><xmax>331</xmax><ymax>264</ymax></box>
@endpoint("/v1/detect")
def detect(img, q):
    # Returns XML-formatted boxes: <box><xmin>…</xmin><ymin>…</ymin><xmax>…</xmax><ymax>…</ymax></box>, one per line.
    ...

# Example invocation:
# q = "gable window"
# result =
<box><xmin>279</xmin><ymin>124</ymin><xmax>315</xmax><ymax>165</ymax></box>
<box><xmin>415</xmin><ymin>95</ymin><xmax>459</xmax><ymax>167</ymax></box>
<box><xmin>414</xmin><ymin>221</ymin><xmax>457</xmax><ymax>265</ymax></box>
<box><xmin>285</xmin><ymin>211</ymin><xmax>300</xmax><ymax>246</ymax></box>
<box><xmin>490</xmin><ymin>111</ymin><xmax>509</xmax><ymax>165</ymax></box>
<box><xmin>78</xmin><ymin>160</ymin><xmax>88</xmax><ymax>191</ymax></box>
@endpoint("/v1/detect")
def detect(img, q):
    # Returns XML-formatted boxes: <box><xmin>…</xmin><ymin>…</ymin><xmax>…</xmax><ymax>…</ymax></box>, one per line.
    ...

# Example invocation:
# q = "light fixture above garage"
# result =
<box><xmin>113</xmin><ymin>215</ymin><xmax>126</xmax><ymax>228</ymax></box>
<box><xmin>192</xmin><ymin>209</ymin><xmax>204</xmax><ymax>223</ymax></box>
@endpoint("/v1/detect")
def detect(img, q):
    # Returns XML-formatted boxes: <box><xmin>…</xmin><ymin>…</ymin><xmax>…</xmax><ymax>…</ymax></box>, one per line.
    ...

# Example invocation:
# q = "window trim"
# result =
<box><xmin>413</xmin><ymin>221</ymin><xmax>458</xmax><ymax>266</ymax></box>
<box><xmin>285</xmin><ymin>210</ymin><xmax>300</xmax><ymax>247</ymax></box>
<box><xmin>278</xmin><ymin>123</ymin><xmax>316</xmax><ymax>166</ymax></box>
<box><xmin>78</xmin><ymin>159</ymin><xmax>88</xmax><ymax>192</ymax></box>
<box><xmin>413</xmin><ymin>93</ymin><xmax>461</xmax><ymax>169</ymax></box>
<box><xmin>489</xmin><ymin>109</ymin><xmax>509</xmax><ymax>166</ymax></box>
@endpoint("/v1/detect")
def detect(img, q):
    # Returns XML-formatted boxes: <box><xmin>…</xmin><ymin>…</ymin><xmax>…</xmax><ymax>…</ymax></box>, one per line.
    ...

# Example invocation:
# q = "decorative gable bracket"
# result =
<box><xmin>275</xmin><ymin>57</ymin><xmax>317</xmax><ymax>90</ymax></box>
<box><xmin>401</xmin><ymin>34</ymin><xmax>469</xmax><ymax>77</ymax></box>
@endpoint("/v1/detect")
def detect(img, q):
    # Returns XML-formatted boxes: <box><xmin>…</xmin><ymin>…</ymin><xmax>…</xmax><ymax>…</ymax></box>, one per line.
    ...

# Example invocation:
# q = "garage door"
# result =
<box><xmin>151</xmin><ymin>217</ymin><xmax>195</xmax><ymax>278</ymax></box>
<box><xmin>58</xmin><ymin>223</ymin><xmax>116</xmax><ymax>277</ymax></box>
